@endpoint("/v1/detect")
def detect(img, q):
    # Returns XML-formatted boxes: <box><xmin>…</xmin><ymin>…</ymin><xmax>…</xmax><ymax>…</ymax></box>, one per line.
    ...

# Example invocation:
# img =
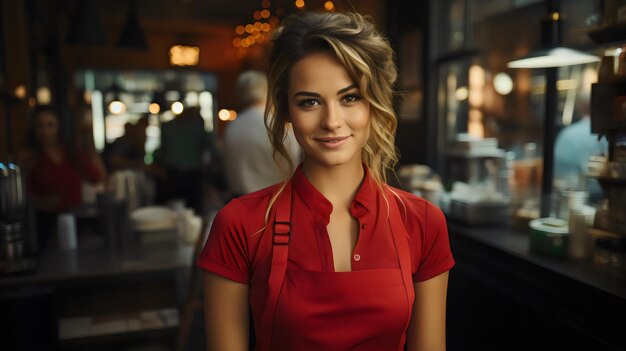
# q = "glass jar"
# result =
<box><xmin>592</xmin><ymin>237</ymin><xmax>625</xmax><ymax>267</ymax></box>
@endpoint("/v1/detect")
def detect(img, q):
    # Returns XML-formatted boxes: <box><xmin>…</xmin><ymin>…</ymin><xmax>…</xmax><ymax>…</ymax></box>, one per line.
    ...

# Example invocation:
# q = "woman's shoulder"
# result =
<box><xmin>214</xmin><ymin>183</ymin><xmax>284</xmax><ymax>235</ymax></box>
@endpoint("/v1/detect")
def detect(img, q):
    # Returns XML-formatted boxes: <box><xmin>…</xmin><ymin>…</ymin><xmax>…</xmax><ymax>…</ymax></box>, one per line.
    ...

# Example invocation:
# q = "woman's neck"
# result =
<box><xmin>301</xmin><ymin>158</ymin><xmax>365</xmax><ymax>211</ymax></box>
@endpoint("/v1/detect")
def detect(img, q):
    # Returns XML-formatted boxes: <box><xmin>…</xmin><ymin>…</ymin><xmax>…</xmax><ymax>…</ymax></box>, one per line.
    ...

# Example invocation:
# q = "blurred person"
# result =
<box><xmin>224</xmin><ymin>71</ymin><xmax>301</xmax><ymax>197</ymax></box>
<box><xmin>554</xmin><ymin>85</ymin><xmax>608</xmax><ymax>200</ymax></box>
<box><xmin>17</xmin><ymin>105</ymin><xmax>106</xmax><ymax>247</ymax></box>
<box><xmin>155</xmin><ymin>106</ymin><xmax>208</xmax><ymax>213</ymax></box>
<box><xmin>103</xmin><ymin>115</ymin><xmax>165</xmax><ymax>208</ymax></box>
<box><xmin>104</xmin><ymin>115</ymin><xmax>164</xmax><ymax>176</ymax></box>
<box><xmin>198</xmin><ymin>12</ymin><xmax>454</xmax><ymax>351</ymax></box>
<box><xmin>105</xmin><ymin>117</ymin><xmax>146</xmax><ymax>171</ymax></box>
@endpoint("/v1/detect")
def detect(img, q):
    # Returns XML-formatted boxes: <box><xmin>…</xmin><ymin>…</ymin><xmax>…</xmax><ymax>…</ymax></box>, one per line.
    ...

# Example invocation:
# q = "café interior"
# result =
<box><xmin>1</xmin><ymin>0</ymin><xmax>625</xmax><ymax>350</ymax></box>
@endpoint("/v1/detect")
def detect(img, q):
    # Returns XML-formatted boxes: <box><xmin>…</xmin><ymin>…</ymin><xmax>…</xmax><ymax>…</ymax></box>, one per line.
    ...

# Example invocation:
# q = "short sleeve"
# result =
<box><xmin>413</xmin><ymin>203</ymin><xmax>455</xmax><ymax>282</ymax></box>
<box><xmin>196</xmin><ymin>199</ymin><xmax>250</xmax><ymax>284</ymax></box>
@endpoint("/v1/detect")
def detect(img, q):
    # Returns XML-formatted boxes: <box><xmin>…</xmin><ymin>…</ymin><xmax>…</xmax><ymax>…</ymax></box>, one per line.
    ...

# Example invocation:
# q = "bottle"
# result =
<box><xmin>568</xmin><ymin>207</ymin><xmax>590</xmax><ymax>259</ymax></box>
<box><xmin>598</xmin><ymin>55</ymin><xmax>615</xmax><ymax>82</ymax></box>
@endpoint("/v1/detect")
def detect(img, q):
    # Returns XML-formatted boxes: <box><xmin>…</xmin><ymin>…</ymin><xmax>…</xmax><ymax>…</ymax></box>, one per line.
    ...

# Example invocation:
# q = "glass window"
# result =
<box><xmin>74</xmin><ymin>69</ymin><xmax>218</xmax><ymax>163</ymax></box>
<box><xmin>430</xmin><ymin>0</ymin><xmax>607</xmax><ymax>217</ymax></box>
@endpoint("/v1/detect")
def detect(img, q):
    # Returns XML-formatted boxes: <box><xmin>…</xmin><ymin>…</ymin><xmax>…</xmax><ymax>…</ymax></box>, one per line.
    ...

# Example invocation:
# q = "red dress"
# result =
<box><xmin>197</xmin><ymin>166</ymin><xmax>454</xmax><ymax>350</ymax></box>
<box><xmin>27</xmin><ymin>152</ymin><xmax>102</xmax><ymax>213</ymax></box>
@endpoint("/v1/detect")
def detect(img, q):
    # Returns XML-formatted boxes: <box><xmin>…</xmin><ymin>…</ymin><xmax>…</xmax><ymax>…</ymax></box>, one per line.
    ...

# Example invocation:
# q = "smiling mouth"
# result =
<box><xmin>314</xmin><ymin>136</ymin><xmax>350</xmax><ymax>142</ymax></box>
<box><xmin>314</xmin><ymin>136</ymin><xmax>350</xmax><ymax>149</ymax></box>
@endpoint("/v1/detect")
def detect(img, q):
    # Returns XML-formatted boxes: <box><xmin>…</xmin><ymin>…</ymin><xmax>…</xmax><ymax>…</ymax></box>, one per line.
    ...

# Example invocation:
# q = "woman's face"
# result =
<box><xmin>287</xmin><ymin>52</ymin><xmax>370</xmax><ymax>169</ymax></box>
<box><xmin>34</xmin><ymin>111</ymin><xmax>60</xmax><ymax>147</ymax></box>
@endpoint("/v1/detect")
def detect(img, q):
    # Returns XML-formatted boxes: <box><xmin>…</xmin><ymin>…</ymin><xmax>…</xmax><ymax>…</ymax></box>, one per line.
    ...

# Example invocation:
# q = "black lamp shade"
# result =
<box><xmin>117</xmin><ymin>0</ymin><xmax>148</xmax><ymax>50</ymax></box>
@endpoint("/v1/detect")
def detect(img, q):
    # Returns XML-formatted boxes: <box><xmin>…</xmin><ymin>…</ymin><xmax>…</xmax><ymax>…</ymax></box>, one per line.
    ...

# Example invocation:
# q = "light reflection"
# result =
<box><xmin>218</xmin><ymin>109</ymin><xmax>230</xmax><ymax>121</ymax></box>
<box><xmin>171</xmin><ymin>101</ymin><xmax>184</xmax><ymax>115</ymax></box>
<box><xmin>108</xmin><ymin>100</ymin><xmax>126</xmax><ymax>115</ymax></box>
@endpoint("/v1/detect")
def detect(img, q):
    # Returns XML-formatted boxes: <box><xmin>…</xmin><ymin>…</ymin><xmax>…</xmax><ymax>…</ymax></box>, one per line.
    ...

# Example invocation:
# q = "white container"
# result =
<box><xmin>568</xmin><ymin>207</ymin><xmax>590</xmax><ymax>259</ymax></box>
<box><xmin>57</xmin><ymin>213</ymin><xmax>77</xmax><ymax>250</ymax></box>
<box><xmin>557</xmin><ymin>190</ymin><xmax>588</xmax><ymax>221</ymax></box>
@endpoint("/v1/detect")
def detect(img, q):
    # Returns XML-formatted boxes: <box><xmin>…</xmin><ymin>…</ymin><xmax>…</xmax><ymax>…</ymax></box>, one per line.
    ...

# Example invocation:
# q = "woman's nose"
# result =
<box><xmin>321</xmin><ymin>102</ymin><xmax>343</xmax><ymax>130</ymax></box>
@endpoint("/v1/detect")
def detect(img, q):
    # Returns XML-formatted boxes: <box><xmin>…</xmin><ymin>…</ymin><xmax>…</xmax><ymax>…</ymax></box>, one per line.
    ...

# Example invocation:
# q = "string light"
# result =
<box><xmin>14</xmin><ymin>85</ymin><xmax>27</xmax><ymax>99</ymax></box>
<box><xmin>148</xmin><ymin>103</ymin><xmax>160</xmax><ymax>114</ymax></box>
<box><xmin>231</xmin><ymin>0</ymin><xmax>277</xmax><ymax>53</ymax></box>
<box><xmin>295</xmin><ymin>0</ymin><xmax>305</xmax><ymax>9</ymax></box>
<box><xmin>218</xmin><ymin>109</ymin><xmax>230</xmax><ymax>121</ymax></box>
<box><xmin>324</xmin><ymin>1</ymin><xmax>334</xmax><ymax>11</ymax></box>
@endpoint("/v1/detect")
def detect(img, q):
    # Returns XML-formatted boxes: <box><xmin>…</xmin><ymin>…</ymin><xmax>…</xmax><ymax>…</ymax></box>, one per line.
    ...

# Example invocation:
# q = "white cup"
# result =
<box><xmin>57</xmin><ymin>213</ymin><xmax>77</xmax><ymax>250</ymax></box>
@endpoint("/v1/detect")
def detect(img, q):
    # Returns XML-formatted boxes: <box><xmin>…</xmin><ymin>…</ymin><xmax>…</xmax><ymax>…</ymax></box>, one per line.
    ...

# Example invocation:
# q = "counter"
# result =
<box><xmin>447</xmin><ymin>221</ymin><xmax>626</xmax><ymax>351</ymax></box>
<box><xmin>0</xmin><ymin>233</ymin><xmax>195</xmax><ymax>350</ymax></box>
<box><xmin>0</xmin><ymin>235</ymin><xmax>194</xmax><ymax>287</ymax></box>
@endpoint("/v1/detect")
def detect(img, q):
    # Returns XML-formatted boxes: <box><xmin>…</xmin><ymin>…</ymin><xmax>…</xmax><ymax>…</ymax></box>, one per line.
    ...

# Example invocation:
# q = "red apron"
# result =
<box><xmin>257</xmin><ymin>181</ymin><xmax>416</xmax><ymax>351</ymax></box>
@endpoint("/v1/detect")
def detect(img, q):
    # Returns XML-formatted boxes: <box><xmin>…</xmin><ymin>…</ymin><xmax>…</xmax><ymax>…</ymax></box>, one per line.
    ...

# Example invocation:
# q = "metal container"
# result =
<box><xmin>0</xmin><ymin>222</ymin><xmax>24</xmax><ymax>260</ymax></box>
<box><xmin>0</xmin><ymin>162</ymin><xmax>26</xmax><ymax>223</ymax></box>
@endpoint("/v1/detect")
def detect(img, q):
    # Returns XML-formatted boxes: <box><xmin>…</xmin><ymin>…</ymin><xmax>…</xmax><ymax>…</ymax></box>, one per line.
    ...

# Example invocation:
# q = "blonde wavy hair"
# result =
<box><xmin>260</xmin><ymin>11</ymin><xmax>399</xmax><ymax>226</ymax></box>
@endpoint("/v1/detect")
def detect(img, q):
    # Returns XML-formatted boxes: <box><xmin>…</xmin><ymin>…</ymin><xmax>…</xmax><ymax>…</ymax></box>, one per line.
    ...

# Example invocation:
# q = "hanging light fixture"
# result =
<box><xmin>66</xmin><ymin>0</ymin><xmax>107</xmax><ymax>45</ymax></box>
<box><xmin>117</xmin><ymin>0</ymin><xmax>148</xmax><ymax>50</ymax></box>
<box><xmin>507</xmin><ymin>11</ymin><xmax>599</xmax><ymax>68</ymax></box>
<box><xmin>107</xmin><ymin>83</ymin><xmax>126</xmax><ymax>115</ymax></box>
<box><xmin>507</xmin><ymin>0</ymin><xmax>599</xmax><ymax>217</ymax></box>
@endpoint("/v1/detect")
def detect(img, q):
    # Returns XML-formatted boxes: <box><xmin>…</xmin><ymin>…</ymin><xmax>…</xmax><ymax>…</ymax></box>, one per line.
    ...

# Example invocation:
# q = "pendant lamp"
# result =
<box><xmin>507</xmin><ymin>11</ymin><xmax>599</xmax><ymax>68</ymax></box>
<box><xmin>507</xmin><ymin>0</ymin><xmax>599</xmax><ymax>217</ymax></box>
<box><xmin>117</xmin><ymin>0</ymin><xmax>148</xmax><ymax>50</ymax></box>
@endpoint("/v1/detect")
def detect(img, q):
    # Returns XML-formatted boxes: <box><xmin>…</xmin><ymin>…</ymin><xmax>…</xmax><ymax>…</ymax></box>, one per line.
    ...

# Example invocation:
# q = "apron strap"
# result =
<box><xmin>385</xmin><ymin>187</ymin><xmax>416</xmax><ymax>348</ymax></box>
<box><xmin>259</xmin><ymin>181</ymin><xmax>292</xmax><ymax>351</ymax></box>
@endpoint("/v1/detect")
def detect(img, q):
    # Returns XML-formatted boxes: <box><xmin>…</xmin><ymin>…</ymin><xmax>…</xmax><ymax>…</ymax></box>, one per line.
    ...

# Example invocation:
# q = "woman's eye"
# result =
<box><xmin>298</xmin><ymin>99</ymin><xmax>319</xmax><ymax>108</ymax></box>
<box><xmin>342</xmin><ymin>94</ymin><xmax>362</xmax><ymax>103</ymax></box>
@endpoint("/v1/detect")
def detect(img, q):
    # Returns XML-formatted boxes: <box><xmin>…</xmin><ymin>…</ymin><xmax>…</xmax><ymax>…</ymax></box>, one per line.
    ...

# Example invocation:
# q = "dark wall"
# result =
<box><xmin>387</xmin><ymin>0</ymin><xmax>430</xmax><ymax>166</ymax></box>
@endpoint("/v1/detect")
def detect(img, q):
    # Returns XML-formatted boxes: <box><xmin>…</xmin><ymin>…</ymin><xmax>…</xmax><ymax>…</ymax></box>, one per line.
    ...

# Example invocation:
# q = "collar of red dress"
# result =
<box><xmin>291</xmin><ymin>163</ymin><xmax>378</xmax><ymax>218</ymax></box>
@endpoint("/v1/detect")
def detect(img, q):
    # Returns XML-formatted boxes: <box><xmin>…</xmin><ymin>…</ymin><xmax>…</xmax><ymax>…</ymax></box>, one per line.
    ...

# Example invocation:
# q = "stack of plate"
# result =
<box><xmin>130</xmin><ymin>207</ymin><xmax>177</xmax><ymax>233</ymax></box>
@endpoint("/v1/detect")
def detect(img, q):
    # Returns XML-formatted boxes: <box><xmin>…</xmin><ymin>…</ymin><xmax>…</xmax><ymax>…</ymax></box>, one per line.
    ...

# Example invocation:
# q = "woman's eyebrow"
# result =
<box><xmin>293</xmin><ymin>91</ymin><xmax>320</xmax><ymax>98</ymax></box>
<box><xmin>336</xmin><ymin>84</ymin><xmax>357</xmax><ymax>95</ymax></box>
<box><xmin>293</xmin><ymin>84</ymin><xmax>358</xmax><ymax>99</ymax></box>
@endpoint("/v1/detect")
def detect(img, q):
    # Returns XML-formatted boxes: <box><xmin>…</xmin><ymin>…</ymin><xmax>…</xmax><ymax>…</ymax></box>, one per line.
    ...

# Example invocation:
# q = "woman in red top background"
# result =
<box><xmin>198</xmin><ymin>12</ymin><xmax>454</xmax><ymax>351</ymax></box>
<box><xmin>18</xmin><ymin>105</ymin><xmax>106</xmax><ymax>246</ymax></box>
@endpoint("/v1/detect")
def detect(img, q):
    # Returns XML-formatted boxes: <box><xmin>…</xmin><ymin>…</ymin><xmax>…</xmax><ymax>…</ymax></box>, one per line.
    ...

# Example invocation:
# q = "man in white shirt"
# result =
<box><xmin>224</xmin><ymin>71</ymin><xmax>301</xmax><ymax>196</ymax></box>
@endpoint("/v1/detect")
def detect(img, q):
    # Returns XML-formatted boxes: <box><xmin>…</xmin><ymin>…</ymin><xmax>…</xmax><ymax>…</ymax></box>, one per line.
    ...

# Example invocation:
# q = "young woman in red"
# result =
<box><xmin>197</xmin><ymin>12</ymin><xmax>454</xmax><ymax>351</ymax></box>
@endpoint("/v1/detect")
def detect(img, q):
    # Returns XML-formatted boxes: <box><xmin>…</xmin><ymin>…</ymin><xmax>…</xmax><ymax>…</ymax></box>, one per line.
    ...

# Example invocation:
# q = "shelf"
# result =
<box><xmin>445</xmin><ymin>148</ymin><xmax>505</xmax><ymax>158</ymax></box>
<box><xmin>59</xmin><ymin>327</ymin><xmax>177</xmax><ymax>349</ymax></box>
<box><xmin>587</xmin><ymin>175</ymin><xmax>626</xmax><ymax>186</ymax></box>
<box><xmin>59</xmin><ymin>308</ymin><xmax>179</xmax><ymax>347</ymax></box>
<box><xmin>587</xmin><ymin>22</ymin><xmax>626</xmax><ymax>45</ymax></box>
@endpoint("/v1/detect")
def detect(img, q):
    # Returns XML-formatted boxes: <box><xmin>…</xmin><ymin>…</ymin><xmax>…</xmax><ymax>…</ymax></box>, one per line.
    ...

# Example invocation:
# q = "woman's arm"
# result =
<box><xmin>203</xmin><ymin>271</ymin><xmax>249</xmax><ymax>351</ymax></box>
<box><xmin>406</xmin><ymin>271</ymin><xmax>450</xmax><ymax>351</ymax></box>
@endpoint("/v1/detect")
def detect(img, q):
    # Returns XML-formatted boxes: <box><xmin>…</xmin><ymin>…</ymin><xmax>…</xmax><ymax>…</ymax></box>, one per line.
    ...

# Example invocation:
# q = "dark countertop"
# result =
<box><xmin>447</xmin><ymin>220</ymin><xmax>626</xmax><ymax>300</ymax></box>
<box><xmin>0</xmin><ymin>234</ymin><xmax>194</xmax><ymax>287</ymax></box>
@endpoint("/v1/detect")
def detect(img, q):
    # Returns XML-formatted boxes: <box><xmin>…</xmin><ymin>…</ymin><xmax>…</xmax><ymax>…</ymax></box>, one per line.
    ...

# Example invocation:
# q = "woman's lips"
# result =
<box><xmin>314</xmin><ymin>136</ymin><xmax>350</xmax><ymax>149</ymax></box>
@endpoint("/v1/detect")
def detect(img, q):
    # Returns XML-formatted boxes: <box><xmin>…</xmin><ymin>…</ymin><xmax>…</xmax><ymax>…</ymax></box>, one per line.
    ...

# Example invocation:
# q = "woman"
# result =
<box><xmin>197</xmin><ymin>12</ymin><xmax>454</xmax><ymax>351</ymax></box>
<box><xmin>18</xmin><ymin>105</ymin><xmax>106</xmax><ymax>246</ymax></box>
